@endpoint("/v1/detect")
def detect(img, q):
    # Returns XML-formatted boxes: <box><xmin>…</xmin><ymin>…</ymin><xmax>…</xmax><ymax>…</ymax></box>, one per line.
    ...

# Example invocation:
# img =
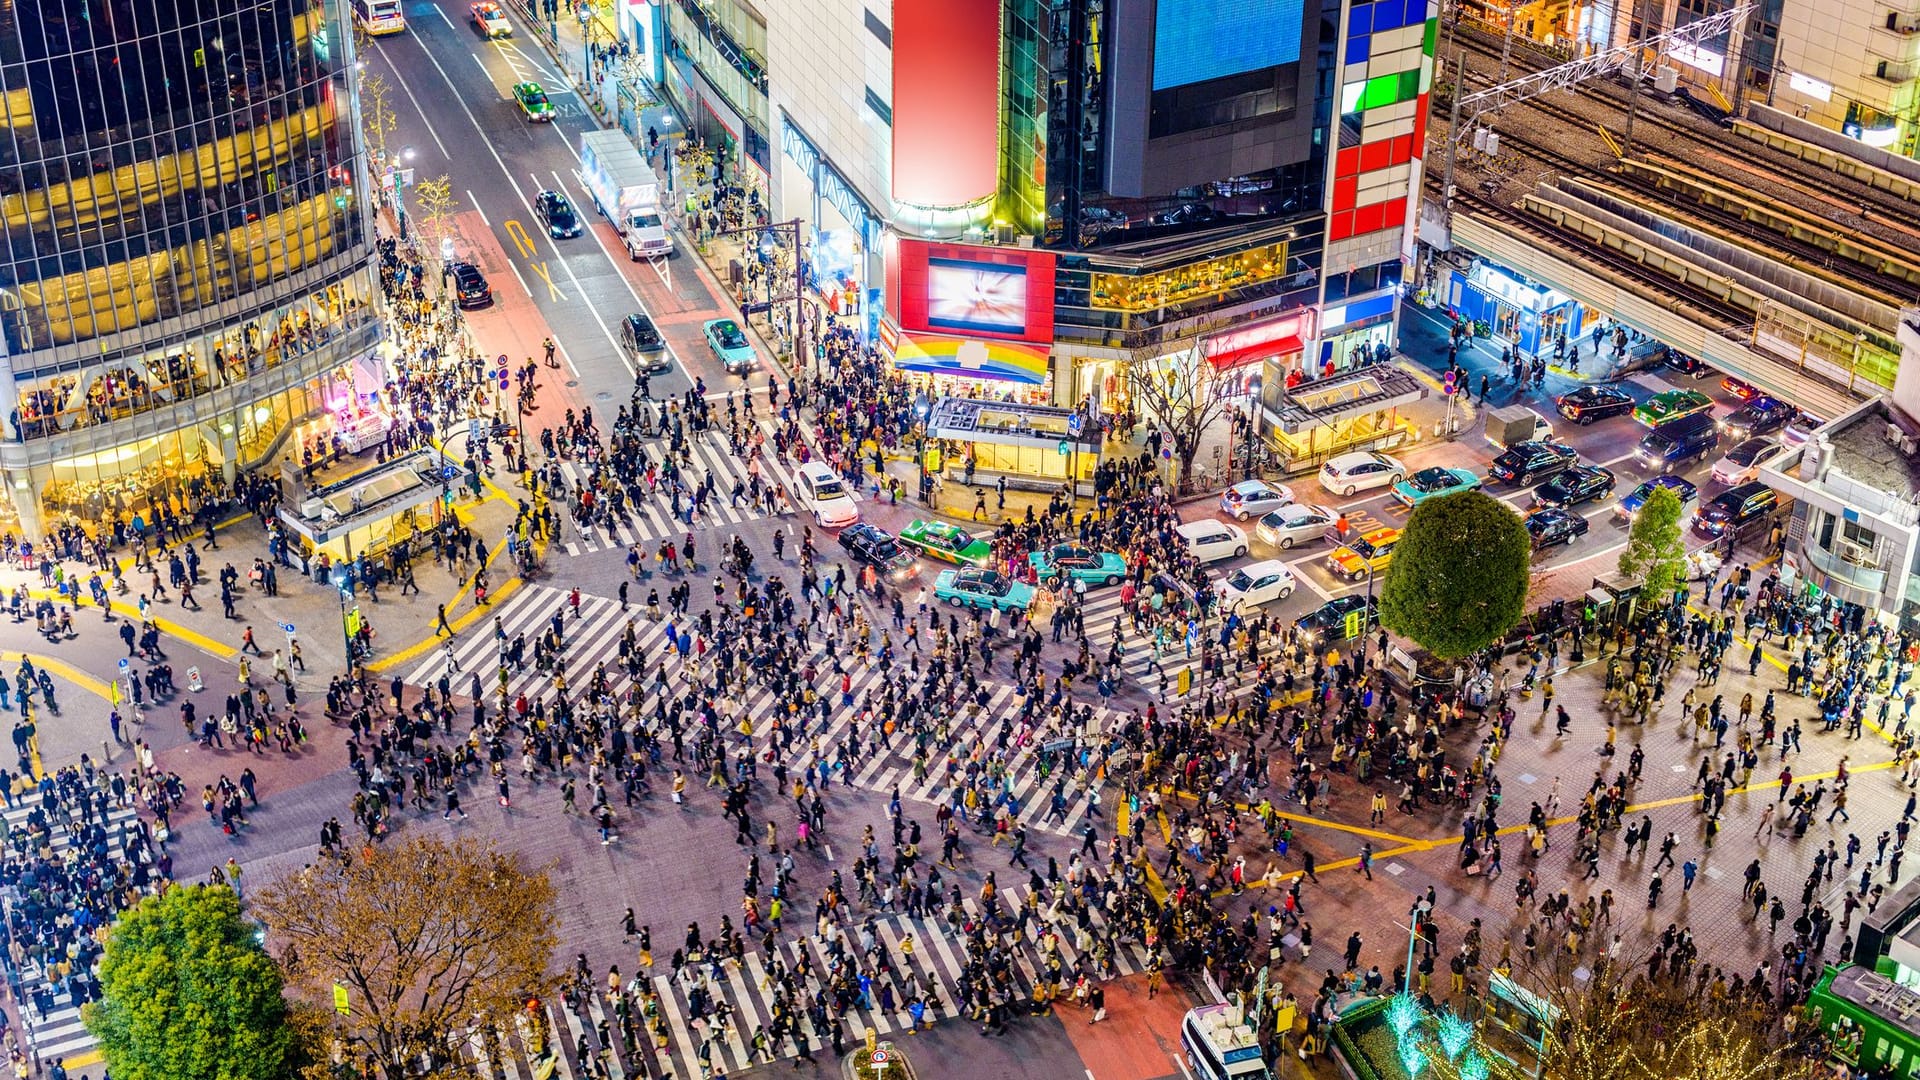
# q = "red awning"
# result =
<box><xmin>1205</xmin><ymin>336</ymin><xmax>1303</xmax><ymax>369</ymax></box>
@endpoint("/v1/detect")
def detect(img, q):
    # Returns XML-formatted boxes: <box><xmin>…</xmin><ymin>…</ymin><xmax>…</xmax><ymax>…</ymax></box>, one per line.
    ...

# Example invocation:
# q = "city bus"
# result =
<box><xmin>352</xmin><ymin>0</ymin><xmax>407</xmax><ymax>35</ymax></box>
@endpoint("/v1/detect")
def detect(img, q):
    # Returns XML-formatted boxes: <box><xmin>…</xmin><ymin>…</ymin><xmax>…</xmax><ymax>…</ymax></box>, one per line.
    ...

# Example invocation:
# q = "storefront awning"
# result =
<box><xmin>1204</xmin><ymin>335</ymin><xmax>1303</xmax><ymax>370</ymax></box>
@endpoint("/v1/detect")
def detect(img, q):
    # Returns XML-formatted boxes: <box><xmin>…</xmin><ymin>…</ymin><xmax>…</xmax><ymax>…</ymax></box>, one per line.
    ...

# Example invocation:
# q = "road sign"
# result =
<box><xmin>441</xmin><ymin>465</ymin><xmax>460</xmax><ymax>481</ymax></box>
<box><xmin>118</xmin><ymin>658</ymin><xmax>129</xmax><ymax>673</ymax></box>
<box><xmin>1067</xmin><ymin>412</ymin><xmax>1085</xmax><ymax>437</ymax></box>
<box><xmin>187</xmin><ymin>667</ymin><xmax>203</xmax><ymax>692</ymax></box>
<box><xmin>871</xmin><ymin>1051</ymin><xmax>889</xmax><ymax>1065</ymax></box>
<box><xmin>468</xmin><ymin>417</ymin><xmax>481</xmax><ymax>443</ymax></box>
<box><xmin>280</xmin><ymin>622</ymin><xmax>296</xmax><ymax>635</ymax></box>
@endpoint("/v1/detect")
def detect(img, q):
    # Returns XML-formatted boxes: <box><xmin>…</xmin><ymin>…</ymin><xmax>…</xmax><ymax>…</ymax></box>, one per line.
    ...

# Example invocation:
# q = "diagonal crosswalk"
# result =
<box><xmin>459</xmin><ymin>878</ymin><xmax>1152</xmax><ymax>1080</ymax></box>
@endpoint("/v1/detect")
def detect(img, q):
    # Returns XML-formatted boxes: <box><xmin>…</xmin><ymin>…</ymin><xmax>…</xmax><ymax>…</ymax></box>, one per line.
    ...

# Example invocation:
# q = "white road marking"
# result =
<box><xmin>508</xmin><ymin>261</ymin><xmax>534</xmax><ymax>298</ymax></box>
<box><xmin>468</xmin><ymin>191</ymin><xmax>489</xmax><ymax>227</ymax></box>
<box><xmin>434</xmin><ymin>3</ymin><xmax>457</xmax><ymax>30</ymax></box>
<box><xmin>406</xmin><ymin>28</ymin><xmax>634</xmax><ymax>380</ymax></box>
<box><xmin>368</xmin><ymin>41</ymin><xmax>453</xmax><ymax>158</ymax></box>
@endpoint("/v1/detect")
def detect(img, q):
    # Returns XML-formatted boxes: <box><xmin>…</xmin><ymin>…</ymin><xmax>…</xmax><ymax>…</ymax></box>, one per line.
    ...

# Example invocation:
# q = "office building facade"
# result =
<box><xmin>0</xmin><ymin>0</ymin><xmax>381</xmax><ymax>537</ymax></box>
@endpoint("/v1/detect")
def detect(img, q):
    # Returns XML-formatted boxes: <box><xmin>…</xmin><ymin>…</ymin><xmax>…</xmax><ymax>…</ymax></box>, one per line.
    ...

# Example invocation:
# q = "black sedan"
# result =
<box><xmin>450</xmin><ymin>262</ymin><xmax>492</xmax><ymax>309</ymax></box>
<box><xmin>1718</xmin><ymin>395</ymin><xmax>1797</xmax><ymax>439</ymax></box>
<box><xmin>1555</xmin><ymin>385</ymin><xmax>1635</xmax><ymax>424</ymax></box>
<box><xmin>1293</xmin><ymin>595</ymin><xmax>1378</xmax><ymax>645</ymax></box>
<box><xmin>534</xmin><ymin>189</ymin><xmax>581</xmax><ymax>238</ymax></box>
<box><xmin>1533</xmin><ymin>465</ymin><xmax>1615</xmax><ymax>509</ymax></box>
<box><xmin>1525</xmin><ymin>507</ymin><xmax>1589</xmax><ymax>550</ymax></box>
<box><xmin>1665</xmin><ymin>351</ymin><xmax>1712</xmax><ymax>378</ymax></box>
<box><xmin>837</xmin><ymin>523</ymin><xmax>916</xmax><ymax>579</ymax></box>
<box><xmin>1488</xmin><ymin>440</ymin><xmax>1578</xmax><ymax>485</ymax></box>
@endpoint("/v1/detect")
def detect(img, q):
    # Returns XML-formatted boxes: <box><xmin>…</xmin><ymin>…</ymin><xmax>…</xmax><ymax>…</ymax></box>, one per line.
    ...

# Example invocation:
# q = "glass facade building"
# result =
<box><xmin>0</xmin><ymin>0</ymin><xmax>379</xmax><ymax>537</ymax></box>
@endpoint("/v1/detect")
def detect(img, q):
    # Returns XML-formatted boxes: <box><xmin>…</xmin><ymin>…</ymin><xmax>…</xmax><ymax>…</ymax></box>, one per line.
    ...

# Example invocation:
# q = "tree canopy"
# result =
<box><xmin>1378</xmin><ymin>490</ymin><xmax>1532</xmax><ymax>659</ymax></box>
<box><xmin>84</xmin><ymin>883</ymin><xmax>292</xmax><ymax>1080</ymax></box>
<box><xmin>1616</xmin><ymin>484</ymin><xmax>1688</xmax><ymax>605</ymax></box>
<box><xmin>254</xmin><ymin>836</ymin><xmax>558</xmax><ymax>1080</ymax></box>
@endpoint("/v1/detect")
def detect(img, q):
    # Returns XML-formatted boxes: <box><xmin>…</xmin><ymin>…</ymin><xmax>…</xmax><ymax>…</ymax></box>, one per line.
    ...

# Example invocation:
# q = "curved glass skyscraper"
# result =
<box><xmin>0</xmin><ymin>0</ymin><xmax>380</xmax><ymax>536</ymax></box>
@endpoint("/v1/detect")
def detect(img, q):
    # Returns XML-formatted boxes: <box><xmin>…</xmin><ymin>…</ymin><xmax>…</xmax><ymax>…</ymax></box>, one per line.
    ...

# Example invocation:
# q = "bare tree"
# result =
<box><xmin>359</xmin><ymin>70</ymin><xmax>399</xmax><ymax>175</ymax></box>
<box><xmin>1122</xmin><ymin>350</ymin><xmax>1239</xmax><ymax>490</ymax></box>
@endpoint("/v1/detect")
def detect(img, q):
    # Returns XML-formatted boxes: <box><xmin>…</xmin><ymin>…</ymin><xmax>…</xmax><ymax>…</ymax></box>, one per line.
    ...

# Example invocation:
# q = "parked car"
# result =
<box><xmin>1717</xmin><ymin>396</ymin><xmax>1797</xmax><ymax>440</ymax></box>
<box><xmin>1028</xmin><ymin>544</ymin><xmax>1126</xmax><ymax>587</ymax></box>
<box><xmin>1488</xmin><ymin>441</ymin><xmax>1578</xmax><ymax>485</ymax></box>
<box><xmin>1326</xmin><ymin>527</ymin><xmax>1400</xmax><ymax>582</ymax></box>
<box><xmin>1318</xmin><ymin>452</ymin><xmax>1406</xmax><ymax>497</ymax></box>
<box><xmin>1294</xmin><ymin>595</ymin><xmax>1378</xmax><ymax>645</ymax></box>
<box><xmin>1532</xmin><ymin>465</ymin><xmax>1616</xmax><ymax>509</ymax></box>
<box><xmin>450</xmin><ymin>262</ymin><xmax>492</xmax><ymax>308</ymax></box>
<box><xmin>1218</xmin><ymin>560</ymin><xmax>1297</xmax><ymax>611</ymax></box>
<box><xmin>1694</xmin><ymin>481</ymin><xmax>1778</xmax><ymax>538</ymax></box>
<box><xmin>899</xmin><ymin>520</ymin><xmax>991</xmax><ymax>566</ymax></box>
<box><xmin>1615</xmin><ymin>476</ymin><xmax>1698</xmax><ymax>522</ymax></box>
<box><xmin>1632</xmin><ymin>389</ymin><xmax>1714</xmax><ymax>427</ymax></box>
<box><xmin>1525</xmin><ymin>507</ymin><xmax>1590</xmax><ymax>550</ymax></box>
<box><xmin>837</xmin><ymin>523</ymin><xmax>915</xmax><ymax>580</ymax></box>
<box><xmin>1257</xmin><ymin>503</ymin><xmax>1338</xmax><ymax>550</ymax></box>
<box><xmin>933</xmin><ymin>569</ymin><xmax>1034</xmax><ymax>612</ymax></box>
<box><xmin>1555</xmin><ymin>385</ymin><xmax>1636</xmax><ymax>424</ymax></box>
<box><xmin>1176</xmin><ymin>520</ymin><xmax>1249</xmax><ymax>564</ymax></box>
<box><xmin>1710</xmin><ymin>437</ymin><xmax>1786</xmax><ymax>486</ymax></box>
<box><xmin>1391</xmin><ymin>466</ymin><xmax>1481</xmax><ymax>508</ymax></box>
<box><xmin>1220</xmin><ymin>479</ymin><xmax>1294</xmax><ymax>521</ymax></box>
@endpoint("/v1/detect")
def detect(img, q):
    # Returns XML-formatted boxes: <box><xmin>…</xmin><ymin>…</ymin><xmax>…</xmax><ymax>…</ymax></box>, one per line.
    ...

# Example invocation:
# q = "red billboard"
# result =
<box><xmin>891</xmin><ymin>240</ymin><xmax>1056</xmax><ymax>345</ymax></box>
<box><xmin>891</xmin><ymin>0</ymin><xmax>1001</xmax><ymax>208</ymax></box>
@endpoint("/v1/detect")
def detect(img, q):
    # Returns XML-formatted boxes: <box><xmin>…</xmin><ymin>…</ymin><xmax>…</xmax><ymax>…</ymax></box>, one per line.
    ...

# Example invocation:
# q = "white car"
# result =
<box><xmin>1175</xmin><ymin>520</ymin><xmax>1248</xmax><ymax>564</ymax></box>
<box><xmin>1219</xmin><ymin>479</ymin><xmax>1294</xmax><ymax>521</ymax></box>
<box><xmin>1318</xmin><ymin>451</ymin><xmax>1406</xmax><ymax>497</ymax></box>
<box><xmin>1218</xmin><ymin>559</ymin><xmax>1296</xmax><ymax>610</ymax></box>
<box><xmin>797</xmin><ymin>461</ymin><xmax>858</xmax><ymax>528</ymax></box>
<box><xmin>1710</xmin><ymin>437</ymin><xmax>1786</xmax><ymax>486</ymax></box>
<box><xmin>1257</xmin><ymin>503</ymin><xmax>1337</xmax><ymax>549</ymax></box>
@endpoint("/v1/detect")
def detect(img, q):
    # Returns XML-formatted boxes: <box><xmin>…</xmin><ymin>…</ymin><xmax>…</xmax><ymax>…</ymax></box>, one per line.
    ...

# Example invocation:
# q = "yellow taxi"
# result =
<box><xmin>1325</xmin><ymin>526</ymin><xmax>1400</xmax><ymax>582</ymax></box>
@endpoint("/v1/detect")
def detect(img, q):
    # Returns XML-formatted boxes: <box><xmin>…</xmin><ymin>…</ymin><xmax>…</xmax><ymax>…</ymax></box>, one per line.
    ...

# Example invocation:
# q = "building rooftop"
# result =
<box><xmin>1824</xmin><ymin>400</ymin><xmax>1920</xmax><ymax>501</ymax></box>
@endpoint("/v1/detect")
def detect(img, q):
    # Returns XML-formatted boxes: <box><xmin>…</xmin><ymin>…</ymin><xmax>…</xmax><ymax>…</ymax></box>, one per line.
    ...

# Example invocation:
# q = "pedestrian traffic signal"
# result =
<box><xmin>1443</xmin><ymin>370</ymin><xmax>1457</xmax><ymax>396</ymax></box>
<box><xmin>498</xmin><ymin>368</ymin><xmax>509</xmax><ymax>390</ymax></box>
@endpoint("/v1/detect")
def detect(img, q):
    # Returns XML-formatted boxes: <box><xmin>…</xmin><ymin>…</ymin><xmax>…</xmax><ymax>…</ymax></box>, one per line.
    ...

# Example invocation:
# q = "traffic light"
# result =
<box><xmin>1443</xmin><ymin>370</ymin><xmax>1457</xmax><ymax>396</ymax></box>
<box><xmin>498</xmin><ymin>368</ymin><xmax>509</xmax><ymax>391</ymax></box>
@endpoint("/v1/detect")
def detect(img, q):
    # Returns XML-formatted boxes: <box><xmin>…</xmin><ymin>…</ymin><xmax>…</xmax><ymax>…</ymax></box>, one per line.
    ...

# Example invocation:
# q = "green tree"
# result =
<box><xmin>1378</xmin><ymin>490</ymin><xmax>1532</xmax><ymax>659</ymax></box>
<box><xmin>1616</xmin><ymin>483</ymin><xmax>1688</xmax><ymax>604</ymax></box>
<box><xmin>84</xmin><ymin>884</ymin><xmax>291</xmax><ymax>1080</ymax></box>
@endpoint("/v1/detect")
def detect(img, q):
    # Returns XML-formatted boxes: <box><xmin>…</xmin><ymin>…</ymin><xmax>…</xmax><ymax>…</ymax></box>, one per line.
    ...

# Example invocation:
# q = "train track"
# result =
<box><xmin>1442</xmin><ymin>22</ymin><xmax>1920</xmax><ymax>237</ymax></box>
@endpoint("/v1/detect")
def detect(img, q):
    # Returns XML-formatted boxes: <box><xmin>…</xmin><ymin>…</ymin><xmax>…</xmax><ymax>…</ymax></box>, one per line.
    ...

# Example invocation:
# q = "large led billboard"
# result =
<box><xmin>1152</xmin><ymin>0</ymin><xmax>1305</xmax><ymax>91</ymax></box>
<box><xmin>891</xmin><ymin>0</ymin><xmax>1001</xmax><ymax>208</ymax></box>
<box><xmin>890</xmin><ymin>240</ymin><xmax>1056</xmax><ymax>344</ymax></box>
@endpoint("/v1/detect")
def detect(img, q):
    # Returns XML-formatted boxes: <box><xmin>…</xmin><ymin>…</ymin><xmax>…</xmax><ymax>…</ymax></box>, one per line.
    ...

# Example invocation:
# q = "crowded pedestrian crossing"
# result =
<box><xmin>8</xmin><ymin>795</ymin><xmax>144</xmax><ymax>1071</ymax></box>
<box><xmin>403</xmin><ymin>584</ymin><xmax>1125</xmax><ymax>838</ymax></box>
<box><xmin>456</xmin><ymin>877</ymin><xmax>1151</xmax><ymax>1080</ymax></box>
<box><xmin>551</xmin><ymin>427</ymin><xmax>823</xmax><ymax>557</ymax></box>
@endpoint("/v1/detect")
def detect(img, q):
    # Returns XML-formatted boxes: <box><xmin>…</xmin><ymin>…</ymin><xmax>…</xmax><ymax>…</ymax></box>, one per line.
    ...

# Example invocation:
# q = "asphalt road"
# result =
<box><xmin>367</xmin><ymin>0</ymin><xmax>744</xmax><ymax>403</ymax></box>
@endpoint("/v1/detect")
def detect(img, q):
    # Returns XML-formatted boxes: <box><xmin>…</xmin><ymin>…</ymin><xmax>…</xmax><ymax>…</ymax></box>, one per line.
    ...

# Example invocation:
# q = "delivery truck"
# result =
<box><xmin>579</xmin><ymin>130</ymin><xmax>673</xmax><ymax>261</ymax></box>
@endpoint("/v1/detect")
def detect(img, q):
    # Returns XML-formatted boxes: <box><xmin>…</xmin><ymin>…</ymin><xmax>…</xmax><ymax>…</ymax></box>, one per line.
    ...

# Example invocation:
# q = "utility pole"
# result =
<box><xmin>1440</xmin><ymin>47</ymin><xmax>1466</xmax><ymax>227</ymax></box>
<box><xmin>1623</xmin><ymin>0</ymin><xmax>1647</xmax><ymax>158</ymax></box>
<box><xmin>1496</xmin><ymin>0</ymin><xmax>1520</xmax><ymax>87</ymax></box>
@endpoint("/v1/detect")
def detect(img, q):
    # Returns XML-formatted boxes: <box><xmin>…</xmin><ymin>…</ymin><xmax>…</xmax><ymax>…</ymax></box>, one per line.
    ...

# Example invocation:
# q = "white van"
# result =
<box><xmin>798</xmin><ymin>462</ymin><xmax>859</xmax><ymax>528</ymax></box>
<box><xmin>1175</xmin><ymin>520</ymin><xmax>1248</xmax><ymax>564</ymax></box>
<box><xmin>1183</xmin><ymin>1004</ymin><xmax>1272</xmax><ymax>1080</ymax></box>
